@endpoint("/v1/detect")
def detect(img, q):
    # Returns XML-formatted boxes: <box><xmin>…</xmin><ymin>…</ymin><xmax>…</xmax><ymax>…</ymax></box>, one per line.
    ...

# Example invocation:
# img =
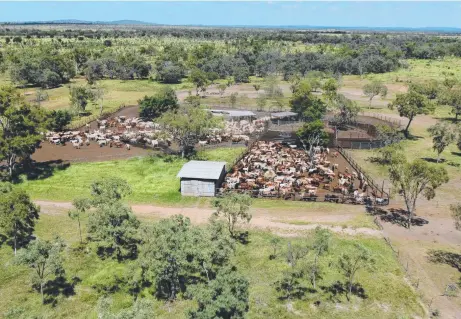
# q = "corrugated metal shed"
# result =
<box><xmin>177</xmin><ymin>161</ymin><xmax>227</xmax><ymax>180</ymax></box>
<box><xmin>210</xmin><ymin>110</ymin><xmax>256</xmax><ymax>117</ymax></box>
<box><xmin>271</xmin><ymin>111</ymin><xmax>298</xmax><ymax>118</ymax></box>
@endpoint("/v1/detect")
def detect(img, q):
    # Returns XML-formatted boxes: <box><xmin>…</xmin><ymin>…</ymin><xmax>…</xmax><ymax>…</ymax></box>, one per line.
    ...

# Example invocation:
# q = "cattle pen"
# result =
<box><xmin>218</xmin><ymin>138</ymin><xmax>389</xmax><ymax>206</ymax></box>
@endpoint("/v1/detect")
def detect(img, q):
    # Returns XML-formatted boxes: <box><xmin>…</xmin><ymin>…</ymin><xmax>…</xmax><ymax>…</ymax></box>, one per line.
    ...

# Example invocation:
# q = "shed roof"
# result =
<box><xmin>177</xmin><ymin>161</ymin><xmax>227</xmax><ymax>180</ymax></box>
<box><xmin>210</xmin><ymin>109</ymin><xmax>256</xmax><ymax>117</ymax></box>
<box><xmin>271</xmin><ymin>111</ymin><xmax>298</xmax><ymax>118</ymax></box>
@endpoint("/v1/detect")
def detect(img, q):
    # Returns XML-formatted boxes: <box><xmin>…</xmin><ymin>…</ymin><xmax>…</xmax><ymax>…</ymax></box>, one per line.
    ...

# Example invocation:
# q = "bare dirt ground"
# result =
<box><xmin>35</xmin><ymin>200</ymin><xmax>381</xmax><ymax>238</ymax></box>
<box><xmin>32</xmin><ymin>106</ymin><xmax>152</xmax><ymax>164</ymax></box>
<box><xmin>32</xmin><ymin>140</ymin><xmax>151</xmax><ymax>164</ymax></box>
<box><xmin>353</xmin><ymin>112</ymin><xmax>461</xmax><ymax>318</ymax></box>
<box><xmin>377</xmin><ymin>209</ymin><xmax>461</xmax><ymax>319</ymax></box>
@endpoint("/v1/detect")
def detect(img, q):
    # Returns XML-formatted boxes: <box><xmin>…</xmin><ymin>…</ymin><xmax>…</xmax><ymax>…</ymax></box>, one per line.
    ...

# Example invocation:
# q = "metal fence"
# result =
<box><xmin>65</xmin><ymin>104</ymin><xmax>129</xmax><ymax>130</ymax></box>
<box><xmin>337</xmin><ymin>145</ymin><xmax>390</xmax><ymax>200</ymax></box>
<box><xmin>358</xmin><ymin>112</ymin><xmax>404</xmax><ymax>129</ymax></box>
<box><xmin>336</xmin><ymin>140</ymin><xmax>386</xmax><ymax>149</ymax></box>
<box><xmin>216</xmin><ymin>189</ymin><xmax>389</xmax><ymax>206</ymax></box>
<box><xmin>219</xmin><ymin>143</ymin><xmax>390</xmax><ymax>206</ymax></box>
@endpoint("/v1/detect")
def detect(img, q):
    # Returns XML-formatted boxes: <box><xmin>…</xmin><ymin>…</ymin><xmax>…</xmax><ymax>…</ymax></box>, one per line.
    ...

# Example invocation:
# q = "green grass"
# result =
<box><xmin>17</xmin><ymin>77</ymin><xmax>195</xmax><ymax>127</ymax></box>
<box><xmin>16</xmin><ymin>147</ymin><xmax>245</xmax><ymax>204</ymax></box>
<box><xmin>346</xmin><ymin>58</ymin><xmax>461</xmax><ymax>84</ymax></box>
<box><xmin>0</xmin><ymin>210</ymin><xmax>425</xmax><ymax>319</ymax></box>
<box><xmin>348</xmin><ymin>104</ymin><xmax>461</xmax><ymax>204</ymax></box>
<box><xmin>237</xmin><ymin>232</ymin><xmax>425</xmax><ymax>319</ymax></box>
<box><xmin>273</xmin><ymin>214</ymin><xmax>378</xmax><ymax>230</ymax></box>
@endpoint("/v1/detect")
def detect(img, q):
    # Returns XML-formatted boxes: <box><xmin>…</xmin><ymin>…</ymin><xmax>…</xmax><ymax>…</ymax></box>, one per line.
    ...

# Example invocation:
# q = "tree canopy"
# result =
<box><xmin>16</xmin><ymin>237</ymin><xmax>65</xmax><ymax>304</ymax></box>
<box><xmin>85</xmin><ymin>177</ymin><xmax>140</xmax><ymax>260</ymax></box>
<box><xmin>158</xmin><ymin>104</ymin><xmax>223</xmax><ymax>157</ymax></box>
<box><xmin>297</xmin><ymin>119</ymin><xmax>329</xmax><ymax>147</ymax></box>
<box><xmin>290</xmin><ymin>80</ymin><xmax>327</xmax><ymax>121</ymax></box>
<box><xmin>212</xmin><ymin>193</ymin><xmax>253</xmax><ymax>238</ymax></box>
<box><xmin>0</xmin><ymin>189</ymin><xmax>40</xmax><ymax>255</ymax></box>
<box><xmin>388</xmin><ymin>90</ymin><xmax>434</xmax><ymax>137</ymax></box>
<box><xmin>188</xmin><ymin>267</ymin><xmax>249</xmax><ymax>319</ymax></box>
<box><xmin>388</xmin><ymin>158</ymin><xmax>449</xmax><ymax>228</ymax></box>
<box><xmin>139</xmin><ymin>87</ymin><xmax>179</xmax><ymax>120</ymax></box>
<box><xmin>137</xmin><ymin>215</ymin><xmax>236</xmax><ymax>301</ymax></box>
<box><xmin>69</xmin><ymin>85</ymin><xmax>95</xmax><ymax>115</ymax></box>
<box><xmin>362</xmin><ymin>80</ymin><xmax>388</xmax><ymax>107</ymax></box>
<box><xmin>427</xmin><ymin>122</ymin><xmax>457</xmax><ymax>163</ymax></box>
<box><xmin>0</xmin><ymin>86</ymin><xmax>47</xmax><ymax>177</ymax></box>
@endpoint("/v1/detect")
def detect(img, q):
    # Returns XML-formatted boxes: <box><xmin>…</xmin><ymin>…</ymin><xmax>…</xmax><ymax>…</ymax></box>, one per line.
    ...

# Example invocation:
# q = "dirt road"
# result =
<box><xmin>35</xmin><ymin>200</ymin><xmax>381</xmax><ymax>237</ymax></box>
<box><xmin>35</xmin><ymin>198</ymin><xmax>461</xmax><ymax>317</ymax></box>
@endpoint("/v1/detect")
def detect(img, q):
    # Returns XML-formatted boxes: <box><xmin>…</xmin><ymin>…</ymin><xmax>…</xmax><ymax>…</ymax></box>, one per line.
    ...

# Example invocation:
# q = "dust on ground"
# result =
<box><xmin>35</xmin><ymin>200</ymin><xmax>381</xmax><ymax>238</ymax></box>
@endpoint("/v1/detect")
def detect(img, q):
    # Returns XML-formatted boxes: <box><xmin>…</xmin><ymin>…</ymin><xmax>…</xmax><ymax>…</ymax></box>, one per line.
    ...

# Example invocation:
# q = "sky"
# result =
<box><xmin>0</xmin><ymin>1</ymin><xmax>460</xmax><ymax>29</ymax></box>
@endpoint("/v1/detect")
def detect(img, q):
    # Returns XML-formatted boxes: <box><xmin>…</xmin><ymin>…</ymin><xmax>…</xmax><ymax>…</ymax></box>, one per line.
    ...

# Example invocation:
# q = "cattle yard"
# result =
<box><xmin>33</xmin><ymin>106</ymin><xmax>268</xmax><ymax>163</ymax></box>
<box><xmin>221</xmin><ymin>140</ymin><xmax>389</xmax><ymax>205</ymax></box>
<box><xmin>32</xmin><ymin>105</ymin><xmax>392</xmax><ymax>206</ymax></box>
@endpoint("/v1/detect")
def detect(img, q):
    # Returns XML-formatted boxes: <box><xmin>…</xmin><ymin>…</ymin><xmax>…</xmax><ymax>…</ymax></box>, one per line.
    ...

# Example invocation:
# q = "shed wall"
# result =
<box><xmin>180</xmin><ymin>178</ymin><xmax>217</xmax><ymax>197</ymax></box>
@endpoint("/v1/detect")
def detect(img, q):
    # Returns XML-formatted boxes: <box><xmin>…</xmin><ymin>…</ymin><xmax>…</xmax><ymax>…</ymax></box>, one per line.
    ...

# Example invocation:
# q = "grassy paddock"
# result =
<box><xmin>0</xmin><ymin>209</ymin><xmax>425</xmax><ymax>319</ymax></box>
<box><xmin>16</xmin><ymin>147</ymin><xmax>245</xmax><ymax>204</ymax></box>
<box><xmin>273</xmin><ymin>213</ymin><xmax>378</xmax><ymax>230</ymax></box>
<box><xmin>349</xmin><ymin>58</ymin><xmax>461</xmax><ymax>84</ymax></box>
<box><xmin>16</xmin><ymin>78</ymin><xmax>194</xmax><ymax>127</ymax></box>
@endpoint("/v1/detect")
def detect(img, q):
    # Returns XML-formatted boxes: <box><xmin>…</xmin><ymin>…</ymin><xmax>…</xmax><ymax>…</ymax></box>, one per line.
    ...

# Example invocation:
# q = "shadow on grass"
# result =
<box><xmin>451</xmin><ymin>151</ymin><xmax>461</xmax><ymax>157</ymax></box>
<box><xmin>96</xmin><ymin>246</ymin><xmax>138</xmax><ymax>262</ymax></box>
<box><xmin>434</xmin><ymin>117</ymin><xmax>460</xmax><ymax>124</ymax></box>
<box><xmin>406</xmin><ymin>134</ymin><xmax>424</xmax><ymax>141</ymax></box>
<box><xmin>276</xmin><ymin>284</ymin><xmax>308</xmax><ymax>301</ymax></box>
<box><xmin>421</xmin><ymin>157</ymin><xmax>445</xmax><ymax>164</ymax></box>
<box><xmin>321</xmin><ymin>281</ymin><xmax>367</xmax><ymax>302</ymax></box>
<box><xmin>428</xmin><ymin>250</ymin><xmax>461</xmax><ymax>272</ymax></box>
<box><xmin>5</xmin><ymin>160</ymin><xmax>71</xmax><ymax>184</ymax></box>
<box><xmin>42</xmin><ymin>275</ymin><xmax>80</xmax><ymax>306</ymax></box>
<box><xmin>235</xmin><ymin>231</ymin><xmax>250</xmax><ymax>245</ymax></box>
<box><xmin>24</xmin><ymin>160</ymin><xmax>70</xmax><ymax>181</ymax></box>
<box><xmin>369</xmin><ymin>207</ymin><xmax>429</xmax><ymax>228</ymax></box>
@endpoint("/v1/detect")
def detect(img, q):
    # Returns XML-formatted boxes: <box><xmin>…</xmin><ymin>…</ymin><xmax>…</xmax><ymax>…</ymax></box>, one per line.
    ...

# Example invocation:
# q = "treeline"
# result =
<box><xmin>2</xmin><ymin>27</ymin><xmax>461</xmax><ymax>87</ymax></box>
<box><xmin>2</xmin><ymin>26</ymin><xmax>461</xmax><ymax>58</ymax></box>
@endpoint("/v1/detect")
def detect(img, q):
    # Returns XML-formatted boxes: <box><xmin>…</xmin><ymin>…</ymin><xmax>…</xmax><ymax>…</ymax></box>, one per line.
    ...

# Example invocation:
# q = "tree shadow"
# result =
<box><xmin>42</xmin><ymin>276</ymin><xmax>80</xmax><ymax>306</ymax></box>
<box><xmin>369</xmin><ymin>207</ymin><xmax>428</xmax><ymax>228</ymax></box>
<box><xmin>366</xmin><ymin>156</ymin><xmax>389</xmax><ymax>166</ymax></box>
<box><xmin>96</xmin><ymin>246</ymin><xmax>138</xmax><ymax>262</ymax></box>
<box><xmin>451</xmin><ymin>151</ymin><xmax>461</xmax><ymax>157</ymax></box>
<box><xmin>434</xmin><ymin>117</ymin><xmax>459</xmax><ymax>124</ymax></box>
<box><xmin>406</xmin><ymin>134</ymin><xmax>424</xmax><ymax>141</ymax></box>
<box><xmin>276</xmin><ymin>284</ymin><xmax>308</xmax><ymax>301</ymax></box>
<box><xmin>421</xmin><ymin>157</ymin><xmax>445</xmax><ymax>164</ymax></box>
<box><xmin>5</xmin><ymin>160</ymin><xmax>71</xmax><ymax>184</ymax></box>
<box><xmin>427</xmin><ymin>250</ymin><xmax>461</xmax><ymax>272</ymax></box>
<box><xmin>235</xmin><ymin>231</ymin><xmax>250</xmax><ymax>245</ymax></box>
<box><xmin>5</xmin><ymin>233</ymin><xmax>36</xmax><ymax>253</ymax></box>
<box><xmin>24</xmin><ymin>160</ymin><xmax>70</xmax><ymax>181</ymax></box>
<box><xmin>321</xmin><ymin>281</ymin><xmax>367</xmax><ymax>302</ymax></box>
<box><xmin>448</xmin><ymin>161</ymin><xmax>461</xmax><ymax>168</ymax></box>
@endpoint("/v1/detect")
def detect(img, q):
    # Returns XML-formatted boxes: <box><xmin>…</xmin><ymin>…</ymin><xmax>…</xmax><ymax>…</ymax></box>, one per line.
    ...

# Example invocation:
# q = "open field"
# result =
<box><xmin>3</xmin><ymin>24</ymin><xmax>461</xmax><ymax>318</ymax></box>
<box><xmin>0</xmin><ymin>205</ymin><xmax>425</xmax><ymax>319</ymax></box>
<box><xmin>347</xmin><ymin>107</ymin><xmax>461</xmax><ymax>317</ymax></box>
<box><xmin>17</xmin><ymin>147</ymin><xmax>245</xmax><ymax>204</ymax></box>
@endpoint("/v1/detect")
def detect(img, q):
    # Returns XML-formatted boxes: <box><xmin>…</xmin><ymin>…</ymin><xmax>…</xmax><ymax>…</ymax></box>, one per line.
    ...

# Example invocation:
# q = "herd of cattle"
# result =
<box><xmin>220</xmin><ymin>141</ymin><xmax>388</xmax><ymax>205</ymax></box>
<box><xmin>43</xmin><ymin>113</ymin><xmax>387</xmax><ymax>205</ymax></box>
<box><xmin>44</xmin><ymin>116</ymin><xmax>270</xmax><ymax>150</ymax></box>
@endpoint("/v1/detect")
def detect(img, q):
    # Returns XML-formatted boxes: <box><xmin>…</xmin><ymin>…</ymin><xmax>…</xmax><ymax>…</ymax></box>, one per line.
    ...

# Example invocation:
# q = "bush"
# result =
<box><xmin>48</xmin><ymin>110</ymin><xmax>73</xmax><ymax>131</ymax></box>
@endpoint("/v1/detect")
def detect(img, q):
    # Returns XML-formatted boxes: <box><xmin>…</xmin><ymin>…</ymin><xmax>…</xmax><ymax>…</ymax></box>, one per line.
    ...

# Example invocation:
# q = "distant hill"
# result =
<box><xmin>1</xmin><ymin>20</ymin><xmax>460</xmax><ymax>33</ymax></box>
<box><xmin>3</xmin><ymin>19</ymin><xmax>157</xmax><ymax>25</ymax></box>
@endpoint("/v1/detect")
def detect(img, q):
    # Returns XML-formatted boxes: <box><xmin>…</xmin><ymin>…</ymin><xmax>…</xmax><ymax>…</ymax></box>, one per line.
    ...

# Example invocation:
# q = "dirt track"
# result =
<box><xmin>36</xmin><ymin>198</ymin><xmax>461</xmax><ymax>317</ymax></box>
<box><xmin>35</xmin><ymin>200</ymin><xmax>381</xmax><ymax>237</ymax></box>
